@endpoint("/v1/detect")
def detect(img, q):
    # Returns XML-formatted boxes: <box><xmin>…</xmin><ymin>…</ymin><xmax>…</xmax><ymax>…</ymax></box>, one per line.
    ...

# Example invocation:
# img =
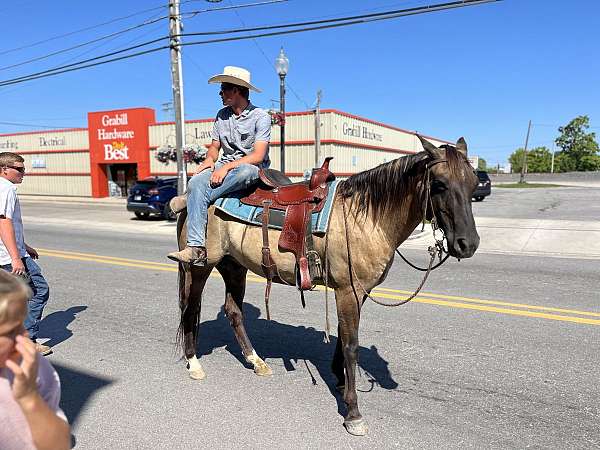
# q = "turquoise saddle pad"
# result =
<box><xmin>214</xmin><ymin>180</ymin><xmax>339</xmax><ymax>234</ymax></box>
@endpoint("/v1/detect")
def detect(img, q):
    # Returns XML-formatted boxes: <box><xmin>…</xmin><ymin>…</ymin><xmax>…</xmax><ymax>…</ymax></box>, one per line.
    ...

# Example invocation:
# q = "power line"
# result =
<box><xmin>178</xmin><ymin>0</ymin><xmax>500</xmax><ymax>46</ymax></box>
<box><xmin>180</xmin><ymin>0</ymin><xmax>498</xmax><ymax>37</ymax></box>
<box><xmin>0</xmin><ymin>37</ymin><xmax>169</xmax><ymax>86</ymax></box>
<box><xmin>0</xmin><ymin>3</ymin><xmax>168</xmax><ymax>57</ymax></box>
<box><xmin>224</xmin><ymin>0</ymin><xmax>310</xmax><ymax>108</ymax></box>
<box><xmin>0</xmin><ymin>14</ymin><xmax>169</xmax><ymax>72</ymax></box>
<box><xmin>0</xmin><ymin>0</ymin><xmax>499</xmax><ymax>88</ymax></box>
<box><xmin>182</xmin><ymin>0</ymin><xmax>288</xmax><ymax>16</ymax></box>
<box><xmin>0</xmin><ymin>121</ymin><xmax>80</xmax><ymax>129</ymax></box>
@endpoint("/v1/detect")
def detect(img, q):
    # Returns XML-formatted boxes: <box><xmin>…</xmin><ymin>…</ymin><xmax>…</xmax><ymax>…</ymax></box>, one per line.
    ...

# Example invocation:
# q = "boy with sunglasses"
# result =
<box><xmin>168</xmin><ymin>66</ymin><xmax>271</xmax><ymax>266</ymax></box>
<box><xmin>0</xmin><ymin>152</ymin><xmax>52</xmax><ymax>356</ymax></box>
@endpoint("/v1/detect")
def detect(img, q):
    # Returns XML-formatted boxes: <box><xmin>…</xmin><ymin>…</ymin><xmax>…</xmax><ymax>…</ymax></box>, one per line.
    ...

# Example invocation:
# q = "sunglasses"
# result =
<box><xmin>219</xmin><ymin>83</ymin><xmax>236</xmax><ymax>93</ymax></box>
<box><xmin>6</xmin><ymin>166</ymin><xmax>25</xmax><ymax>173</ymax></box>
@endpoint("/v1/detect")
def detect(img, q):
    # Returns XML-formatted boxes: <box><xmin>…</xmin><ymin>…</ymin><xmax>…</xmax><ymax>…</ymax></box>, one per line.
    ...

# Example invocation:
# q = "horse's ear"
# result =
<box><xmin>456</xmin><ymin>137</ymin><xmax>468</xmax><ymax>157</ymax></box>
<box><xmin>417</xmin><ymin>134</ymin><xmax>438</xmax><ymax>159</ymax></box>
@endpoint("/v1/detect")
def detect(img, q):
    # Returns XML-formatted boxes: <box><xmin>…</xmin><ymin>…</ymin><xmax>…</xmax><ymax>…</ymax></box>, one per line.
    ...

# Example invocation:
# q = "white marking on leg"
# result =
<box><xmin>187</xmin><ymin>355</ymin><xmax>206</xmax><ymax>380</ymax></box>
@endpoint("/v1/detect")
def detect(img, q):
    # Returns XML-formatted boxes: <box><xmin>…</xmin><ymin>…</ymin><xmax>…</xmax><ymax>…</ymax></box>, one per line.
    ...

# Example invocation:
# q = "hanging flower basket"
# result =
<box><xmin>155</xmin><ymin>143</ymin><xmax>207</xmax><ymax>165</ymax></box>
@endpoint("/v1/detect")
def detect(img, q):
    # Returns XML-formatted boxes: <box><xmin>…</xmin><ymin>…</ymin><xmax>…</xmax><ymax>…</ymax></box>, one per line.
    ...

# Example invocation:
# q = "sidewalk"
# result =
<box><xmin>19</xmin><ymin>194</ymin><xmax>126</xmax><ymax>206</ymax></box>
<box><xmin>401</xmin><ymin>217</ymin><xmax>600</xmax><ymax>260</ymax></box>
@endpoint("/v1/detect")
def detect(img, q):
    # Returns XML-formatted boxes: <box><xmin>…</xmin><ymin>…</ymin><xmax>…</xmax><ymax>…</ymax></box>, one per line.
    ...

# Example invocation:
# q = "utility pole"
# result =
<box><xmin>550</xmin><ymin>142</ymin><xmax>555</xmax><ymax>174</ymax></box>
<box><xmin>314</xmin><ymin>90</ymin><xmax>322</xmax><ymax>167</ymax></box>
<box><xmin>169</xmin><ymin>0</ymin><xmax>187</xmax><ymax>195</ymax></box>
<box><xmin>519</xmin><ymin>120</ymin><xmax>532</xmax><ymax>184</ymax></box>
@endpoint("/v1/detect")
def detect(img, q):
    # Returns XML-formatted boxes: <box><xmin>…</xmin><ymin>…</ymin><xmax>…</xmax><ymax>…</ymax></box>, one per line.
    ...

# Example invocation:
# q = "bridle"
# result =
<box><xmin>344</xmin><ymin>157</ymin><xmax>452</xmax><ymax>308</ymax></box>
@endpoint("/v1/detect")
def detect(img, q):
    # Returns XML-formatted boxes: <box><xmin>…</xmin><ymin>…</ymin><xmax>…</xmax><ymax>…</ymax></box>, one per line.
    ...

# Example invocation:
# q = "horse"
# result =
<box><xmin>174</xmin><ymin>135</ymin><xmax>480</xmax><ymax>436</ymax></box>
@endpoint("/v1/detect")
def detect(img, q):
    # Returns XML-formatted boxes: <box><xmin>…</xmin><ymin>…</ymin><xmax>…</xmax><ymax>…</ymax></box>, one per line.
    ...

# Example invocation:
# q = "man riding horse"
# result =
<box><xmin>168</xmin><ymin>66</ymin><xmax>272</xmax><ymax>266</ymax></box>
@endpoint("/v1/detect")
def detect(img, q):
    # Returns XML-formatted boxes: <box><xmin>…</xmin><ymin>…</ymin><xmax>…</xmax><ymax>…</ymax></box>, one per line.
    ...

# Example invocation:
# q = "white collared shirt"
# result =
<box><xmin>0</xmin><ymin>177</ymin><xmax>28</xmax><ymax>265</ymax></box>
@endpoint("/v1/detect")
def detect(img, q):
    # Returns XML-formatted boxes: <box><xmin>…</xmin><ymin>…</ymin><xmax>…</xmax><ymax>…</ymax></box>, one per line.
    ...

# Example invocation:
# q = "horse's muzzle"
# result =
<box><xmin>449</xmin><ymin>233</ymin><xmax>479</xmax><ymax>259</ymax></box>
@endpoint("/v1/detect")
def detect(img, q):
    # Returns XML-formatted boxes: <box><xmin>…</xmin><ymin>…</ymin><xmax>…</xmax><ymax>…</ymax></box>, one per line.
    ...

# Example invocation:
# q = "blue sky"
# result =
<box><xmin>1</xmin><ymin>0</ymin><xmax>598</xmax><ymax>166</ymax></box>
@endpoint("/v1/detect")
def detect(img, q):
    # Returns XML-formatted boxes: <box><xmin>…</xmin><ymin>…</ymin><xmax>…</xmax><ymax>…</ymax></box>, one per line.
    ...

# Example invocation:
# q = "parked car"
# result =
<box><xmin>127</xmin><ymin>177</ymin><xmax>180</xmax><ymax>220</ymax></box>
<box><xmin>473</xmin><ymin>170</ymin><xmax>491</xmax><ymax>201</ymax></box>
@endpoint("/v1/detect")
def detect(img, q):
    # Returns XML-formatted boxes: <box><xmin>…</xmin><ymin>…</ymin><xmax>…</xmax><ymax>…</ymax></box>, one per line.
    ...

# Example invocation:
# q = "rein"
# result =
<box><xmin>343</xmin><ymin>158</ymin><xmax>451</xmax><ymax>308</ymax></box>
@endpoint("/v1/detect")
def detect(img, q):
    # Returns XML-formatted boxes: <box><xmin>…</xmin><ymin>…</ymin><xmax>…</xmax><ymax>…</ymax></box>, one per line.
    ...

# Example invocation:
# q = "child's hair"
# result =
<box><xmin>0</xmin><ymin>270</ymin><xmax>31</xmax><ymax>324</ymax></box>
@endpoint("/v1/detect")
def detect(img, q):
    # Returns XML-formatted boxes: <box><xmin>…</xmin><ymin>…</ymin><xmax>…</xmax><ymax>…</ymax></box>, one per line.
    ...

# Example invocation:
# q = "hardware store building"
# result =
<box><xmin>1</xmin><ymin>106</ymin><xmax>449</xmax><ymax>197</ymax></box>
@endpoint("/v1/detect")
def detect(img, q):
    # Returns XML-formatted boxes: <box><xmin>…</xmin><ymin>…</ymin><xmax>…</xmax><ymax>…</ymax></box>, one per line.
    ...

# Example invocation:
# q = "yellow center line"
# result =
<box><xmin>37</xmin><ymin>249</ymin><xmax>600</xmax><ymax>326</ymax></box>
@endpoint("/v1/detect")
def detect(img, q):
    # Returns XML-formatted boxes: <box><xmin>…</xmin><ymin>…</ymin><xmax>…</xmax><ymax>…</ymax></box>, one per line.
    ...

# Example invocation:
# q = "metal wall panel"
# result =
<box><xmin>0</xmin><ymin>129</ymin><xmax>88</xmax><ymax>151</ymax></box>
<box><xmin>21</xmin><ymin>151</ymin><xmax>90</xmax><ymax>173</ymax></box>
<box><xmin>17</xmin><ymin>176</ymin><xmax>91</xmax><ymax>196</ymax></box>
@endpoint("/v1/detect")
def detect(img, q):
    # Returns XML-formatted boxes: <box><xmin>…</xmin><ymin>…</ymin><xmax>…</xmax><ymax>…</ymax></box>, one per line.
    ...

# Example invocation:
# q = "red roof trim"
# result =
<box><xmin>0</xmin><ymin>127</ymin><xmax>87</xmax><ymax>137</ymax></box>
<box><xmin>24</xmin><ymin>172</ymin><xmax>89</xmax><ymax>176</ymax></box>
<box><xmin>19</xmin><ymin>149</ymin><xmax>89</xmax><ymax>155</ymax></box>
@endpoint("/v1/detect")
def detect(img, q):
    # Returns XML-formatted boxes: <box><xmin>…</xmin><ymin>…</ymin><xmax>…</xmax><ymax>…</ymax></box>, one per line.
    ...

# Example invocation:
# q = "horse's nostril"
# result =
<box><xmin>457</xmin><ymin>238</ymin><xmax>468</xmax><ymax>252</ymax></box>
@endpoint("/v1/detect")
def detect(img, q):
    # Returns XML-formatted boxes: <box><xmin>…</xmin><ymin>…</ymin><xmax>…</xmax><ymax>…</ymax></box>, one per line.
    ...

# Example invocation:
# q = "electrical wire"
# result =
<box><xmin>0</xmin><ymin>3</ymin><xmax>168</xmax><ymax>57</ymax></box>
<box><xmin>0</xmin><ymin>0</ymin><xmax>499</xmax><ymax>87</ymax></box>
<box><xmin>180</xmin><ymin>0</ymin><xmax>498</xmax><ymax>37</ymax></box>
<box><xmin>0</xmin><ymin>14</ymin><xmax>169</xmax><ymax>72</ymax></box>
<box><xmin>223</xmin><ymin>0</ymin><xmax>310</xmax><ymax>109</ymax></box>
<box><xmin>182</xmin><ymin>0</ymin><xmax>288</xmax><ymax>16</ymax></box>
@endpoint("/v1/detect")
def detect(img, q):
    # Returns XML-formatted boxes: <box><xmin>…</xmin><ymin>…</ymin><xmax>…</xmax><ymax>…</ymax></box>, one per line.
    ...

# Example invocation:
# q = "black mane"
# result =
<box><xmin>337</xmin><ymin>151</ymin><xmax>429</xmax><ymax>222</ymax></box>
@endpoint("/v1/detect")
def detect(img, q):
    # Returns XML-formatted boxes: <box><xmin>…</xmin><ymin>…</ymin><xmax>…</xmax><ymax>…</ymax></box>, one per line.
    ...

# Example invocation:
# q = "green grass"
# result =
<box><xmin>495</xmin><ymin>182</ymin><xmax>563</xmax><ymax>188</ymax></box>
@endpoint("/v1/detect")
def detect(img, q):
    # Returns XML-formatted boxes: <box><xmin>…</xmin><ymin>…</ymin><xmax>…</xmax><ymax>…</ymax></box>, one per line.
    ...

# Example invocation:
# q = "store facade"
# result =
<box><xmin>2</xmin><ymin>106</ymin><xmax>449</xmax><ymax>197</ymax></box>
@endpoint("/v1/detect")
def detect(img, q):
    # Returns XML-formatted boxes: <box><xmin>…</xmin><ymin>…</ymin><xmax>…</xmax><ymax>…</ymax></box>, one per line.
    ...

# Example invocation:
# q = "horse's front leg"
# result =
<box><xmin>336</xmin><ymin>288</ymin><xmax>368</xmax><ymax>436</ymax></box>
<box><xmin>331</xmin><ymin>324</ymin><xmax>345</xmax><ymax>391</ymax></box>
<box><xmin>217</xmin><ymin>257</ymin><xmax>272</xmax><ymax>376</ymax></box>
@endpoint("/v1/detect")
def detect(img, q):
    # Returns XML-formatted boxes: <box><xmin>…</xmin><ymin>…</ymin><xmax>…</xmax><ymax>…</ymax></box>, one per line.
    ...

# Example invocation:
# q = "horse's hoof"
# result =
<box><xmin>245</xmin><ymin>350</ymin><xmax>272</xmax><ymax>377</ymax></box>
<box><xmin>253</xmin><ymin>360</ymin><xmax>273</xmax><ymax>377</ymax></box>
<box><xmin>188</xmin><ymin>367</ymin><xmax>206</xmax><ymax>380</ymax></box>
<box><xmin>344</xmin><ymin>418</ymin><xmax>368</xmax><ymax>436</ymax></box>
<box><xmin>186</xmin><ymin>356</ymin><xmax>205</xmax><ymax>380</ymax></box>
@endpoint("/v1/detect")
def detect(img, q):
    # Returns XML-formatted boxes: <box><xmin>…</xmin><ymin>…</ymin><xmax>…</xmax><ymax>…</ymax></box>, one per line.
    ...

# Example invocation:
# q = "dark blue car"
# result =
<box><xmin>127</xmin><ymin>177</ymin><xmax>180</xmax><ymax>220</ymax></box>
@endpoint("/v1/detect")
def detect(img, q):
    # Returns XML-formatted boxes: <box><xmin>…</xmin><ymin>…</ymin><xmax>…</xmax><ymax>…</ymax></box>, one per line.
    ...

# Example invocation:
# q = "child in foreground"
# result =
<box><xmin>0</xmin><ymin>270</ymin><xmax>70</xmax><ymax>450</ymax></box>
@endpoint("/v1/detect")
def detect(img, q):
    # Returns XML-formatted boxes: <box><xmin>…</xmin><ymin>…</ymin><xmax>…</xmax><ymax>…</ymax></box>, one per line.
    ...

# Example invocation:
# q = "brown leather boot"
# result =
<box><xmin>169</xmin><ymin>194</ymin><xmax>188</xmax><ymax>214</ymax></box>
<box><xmin>167</xmin><ymin>246</ymin><xmax>207</xmax><ymax>266</ymax></box>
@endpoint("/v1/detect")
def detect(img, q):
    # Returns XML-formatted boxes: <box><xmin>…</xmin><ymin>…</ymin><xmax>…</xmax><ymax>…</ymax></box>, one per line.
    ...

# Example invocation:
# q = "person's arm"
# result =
<box><xmin>0</xmin><ymin>218</ymin><xmax>25</xmax><ymax>275</ymax></box>
<box><xmin>194</xmin><ymin>140</ymin><xmax>220</xmax><ymax>175</ymax></box>
<box><xmin>6</xmin><ymin>335</ymin><xmax>70</xmax><ymax>450</ymax></box>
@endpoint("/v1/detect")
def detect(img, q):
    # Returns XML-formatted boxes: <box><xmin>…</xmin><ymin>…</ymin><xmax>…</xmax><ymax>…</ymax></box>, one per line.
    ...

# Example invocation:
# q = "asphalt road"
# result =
<box><xmin>17</xmin><ymin>187</ymin><xmax>600</xmax><ymax>449</ymax></box>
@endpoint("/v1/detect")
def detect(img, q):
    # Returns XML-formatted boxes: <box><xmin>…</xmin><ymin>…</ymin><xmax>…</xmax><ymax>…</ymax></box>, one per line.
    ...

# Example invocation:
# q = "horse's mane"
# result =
<box><xmin>337</xmin><ymin>151</ymin><xmax>429</xmax><ymax>222</ymax></box>
<box><xmin>337</xmin><ymin>145</ymin><xmax>468</xmax><ymax>223</ymax></box>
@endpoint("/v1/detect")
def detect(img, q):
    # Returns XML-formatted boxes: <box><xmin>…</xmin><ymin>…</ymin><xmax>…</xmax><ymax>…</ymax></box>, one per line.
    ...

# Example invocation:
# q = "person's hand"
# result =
<box><xmin>210</xmin><ymin>166</ymin><xmax>230</xmax><ymax>187</ymax></box>
<box><xmin>10</xmin><ymin>257</ymin><xmax>25</xmax><ymax>276</ymax></box>
<box><xmin>25</xmin><ymin>244</ymin><xmax>39</xmax><ymax>259</ymax></box>
<box><xmin>5</xmin><ymin>335</ymin><xmax>40</xmax><ymax>404</ymax></box>
<box><xmin>194</xmin><ymin>158</ymin><xmax>215</xmax><ymax>175</ymax></box>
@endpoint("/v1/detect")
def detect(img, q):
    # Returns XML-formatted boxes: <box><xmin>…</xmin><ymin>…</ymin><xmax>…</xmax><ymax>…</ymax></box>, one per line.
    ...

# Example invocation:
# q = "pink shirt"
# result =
<box><xmin>0</xmin><ymin>354</ymin><xmax>67</xmax><ymax>450</ymax></box>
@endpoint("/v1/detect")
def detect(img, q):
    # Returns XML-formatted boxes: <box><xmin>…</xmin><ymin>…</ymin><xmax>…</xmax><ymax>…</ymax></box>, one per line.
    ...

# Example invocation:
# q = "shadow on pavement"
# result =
<box><xmin>53</xmin><ymin>362</ymin><xmax>113</xmax><ymax>435</ymax></box>
<box><xmin>196</xmin><ymin>304</ymin><xmax>398</xmax><ymax>417</ymax></box>
<box><xmin>38</xmin><ymin>306</ymin><xmax>88</xmax><ymax>348</ymax></box>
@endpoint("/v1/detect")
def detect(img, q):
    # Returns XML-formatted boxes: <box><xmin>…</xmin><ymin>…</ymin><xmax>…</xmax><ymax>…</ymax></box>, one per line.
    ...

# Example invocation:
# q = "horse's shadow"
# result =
<box><xmin>196</xmin><ymin>303</ymin><xmax>398</xmax><ymax>416</ymax></box>
<box><xmin>38</xmin><ymin>305</ymin><xmax>87</xmax><ymax>348</ymax></box>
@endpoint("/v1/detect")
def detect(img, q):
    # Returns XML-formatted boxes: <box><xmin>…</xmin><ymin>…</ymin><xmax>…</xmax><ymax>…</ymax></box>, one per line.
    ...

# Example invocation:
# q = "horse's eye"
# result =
<box><xmin>431</xmin><ymin>180</ymin><xmax>447</xmax><ymax>193</ymax></box>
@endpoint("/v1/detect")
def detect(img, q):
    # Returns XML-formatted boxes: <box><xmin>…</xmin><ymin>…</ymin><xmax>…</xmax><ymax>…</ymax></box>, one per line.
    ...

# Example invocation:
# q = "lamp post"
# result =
<box><xmin>275</xmin><ymin>47</ymin><xmax>289</xmax><ymax>173</ymax></box>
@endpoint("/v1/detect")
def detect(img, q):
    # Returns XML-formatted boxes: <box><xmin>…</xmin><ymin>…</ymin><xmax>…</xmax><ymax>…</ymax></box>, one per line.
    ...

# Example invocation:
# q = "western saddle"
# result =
<box><xmin>240</xmin><ymin>157</ymin><xmax>335</xmax><ymax>313</ymax></box>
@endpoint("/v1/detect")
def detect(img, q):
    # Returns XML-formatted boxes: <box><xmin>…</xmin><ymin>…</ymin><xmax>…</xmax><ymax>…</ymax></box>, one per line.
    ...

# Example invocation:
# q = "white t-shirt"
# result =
<box><xmin>0</xmin><ymin>177</ymin><xmax>28</xmax><ymax>265</ymax></box>
<box><xmin>0</xmin><ymin>354</ymin><xmax>67</xmax><ymax>450</ymax></box>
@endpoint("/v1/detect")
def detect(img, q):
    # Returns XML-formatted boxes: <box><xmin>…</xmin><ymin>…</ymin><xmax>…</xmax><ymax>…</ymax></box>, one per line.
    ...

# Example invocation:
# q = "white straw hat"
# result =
<box><xmin>207</xmin><ymin>66</ymin><xmax>261</xmax><ymax>93</ymax></box>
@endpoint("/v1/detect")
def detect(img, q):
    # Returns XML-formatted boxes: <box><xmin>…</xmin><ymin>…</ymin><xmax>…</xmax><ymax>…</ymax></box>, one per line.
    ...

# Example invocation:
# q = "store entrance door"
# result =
<box><xmin>106</xmin><ymin>164</ymin><xmax>137</xmax><ymax>197</ymax></box>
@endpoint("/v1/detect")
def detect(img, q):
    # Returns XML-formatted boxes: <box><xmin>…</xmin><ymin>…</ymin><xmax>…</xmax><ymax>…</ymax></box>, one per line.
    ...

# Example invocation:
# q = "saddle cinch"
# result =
<box><xmin>240</xmin><ymin>157</ymin><xmax>335</xmax><ymax>308</ymax></box>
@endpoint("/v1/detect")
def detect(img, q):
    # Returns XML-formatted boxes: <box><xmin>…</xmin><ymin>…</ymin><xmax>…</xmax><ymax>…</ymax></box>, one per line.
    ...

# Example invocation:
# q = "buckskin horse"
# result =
<box><xmin>174</xmin><ymin>135</ymin><xmax>480</xmax><ymax>436</ymax></box>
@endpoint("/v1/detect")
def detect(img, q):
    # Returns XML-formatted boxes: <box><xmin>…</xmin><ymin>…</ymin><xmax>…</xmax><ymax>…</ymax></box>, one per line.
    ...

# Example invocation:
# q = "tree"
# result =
<box><xmin>555</xmin><ymin>115</ymin><xmax>600</xmax><ymax>171</ymax></box>
<box><xmin>554</xmin><ymin>151</ymin><xmax>576</xmax><ymax>173</ymax></box>
<box><xmin>477</xmin><ymin>157</ymin><xmax>487</xmax><ymax>171</ymax></box>
<box><xmin>508</xmin><ymin>147</ymin><xmax>552</xmax><ymax>173</ymax></box>
<box><xmin>526</xmin><ymin>147</ymin><xmax>552</xmax><ymax>173</ymax></box>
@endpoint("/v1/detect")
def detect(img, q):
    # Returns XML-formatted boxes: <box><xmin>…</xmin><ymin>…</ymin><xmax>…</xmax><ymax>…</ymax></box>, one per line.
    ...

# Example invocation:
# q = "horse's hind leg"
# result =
<box><xmin>217</xmin><ymin>256</ymin><xmax>272</xmax><ymax>377</ymax></box>
<box><xmin>335</xmin><ymin>287</ymin><xmax>368</xmax><ymax>436</ymax></box>
<box><xmin>179</xmin><ymin>262</ymin><xmax>213</xmax><ymax>380</ymax></box>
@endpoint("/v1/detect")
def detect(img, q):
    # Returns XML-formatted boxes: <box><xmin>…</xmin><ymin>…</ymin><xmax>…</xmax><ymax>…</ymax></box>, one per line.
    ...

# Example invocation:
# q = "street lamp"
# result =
<box><xmin>275</xmin><ymin>47</ymin><xmax>289</xmax><ymax>173</ymax></box>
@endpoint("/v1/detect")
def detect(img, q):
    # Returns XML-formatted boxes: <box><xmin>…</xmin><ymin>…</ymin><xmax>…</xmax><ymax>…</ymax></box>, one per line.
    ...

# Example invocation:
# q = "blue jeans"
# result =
<box><xmin>1</xmin><ymin>257</ymin><xmax>50</xmax><ymax>341</ymax></box>
<box><xmin>187</xmin><ymin>163</ymin><xmax>260</xmax><ymax>247</ymax></box>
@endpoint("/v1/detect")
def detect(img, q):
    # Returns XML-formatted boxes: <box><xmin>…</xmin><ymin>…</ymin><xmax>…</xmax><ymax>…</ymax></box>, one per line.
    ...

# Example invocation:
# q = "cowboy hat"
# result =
<box><xmin>207</xmin><ymin>66</ymin><xmax>262</xmax><ymax>93</ymax></box>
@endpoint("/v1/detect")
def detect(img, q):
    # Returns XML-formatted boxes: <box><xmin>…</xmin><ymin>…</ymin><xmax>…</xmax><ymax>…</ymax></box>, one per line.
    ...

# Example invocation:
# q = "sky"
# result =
<box><xmin>0</xmin><ymin>0</ymin><xmax>599</xmax><ymax>166</ymax></box>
